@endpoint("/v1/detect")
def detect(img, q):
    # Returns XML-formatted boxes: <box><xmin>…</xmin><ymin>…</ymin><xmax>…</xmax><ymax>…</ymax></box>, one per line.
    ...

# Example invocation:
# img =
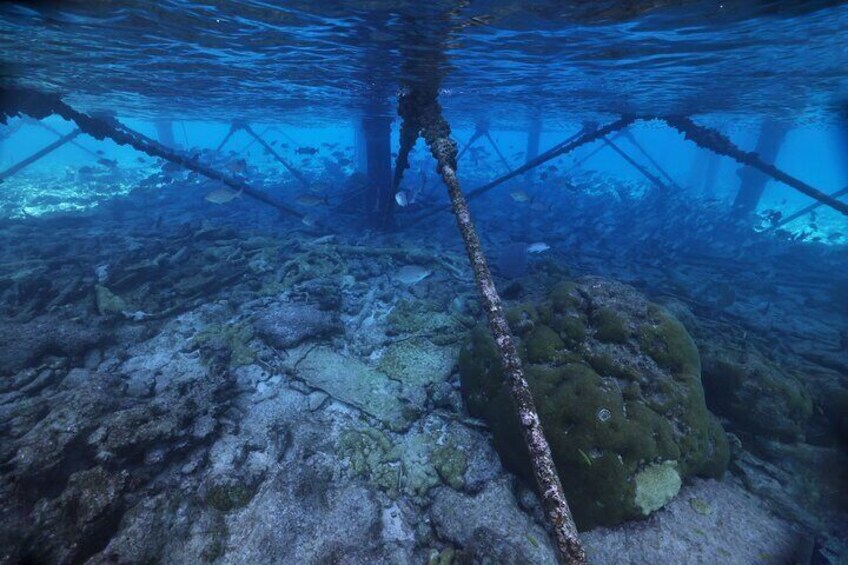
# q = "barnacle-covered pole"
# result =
<box><xmin>665</xmin><ymin>115</ymin><xmax>848</xmax><ymax>217</ymax></box>
<box><xmin>391</xmin><ymin>104</ymin><xmax>421</xmax><ymax>193</ymax></box>
<box><xmin>398</xmin><ymin>85</ymin><xmax>587</xmax><ymax>565</ymax></box>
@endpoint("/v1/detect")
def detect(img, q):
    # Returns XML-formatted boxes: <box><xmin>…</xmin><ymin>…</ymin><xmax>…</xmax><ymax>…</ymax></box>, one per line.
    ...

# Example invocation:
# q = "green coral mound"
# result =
<box><xmin>459</xmin><ymin>276</ymin><xmax>728</xmax><ymax>530</ymax></box>
<box><xmin>700</xmin><ymin>343</ymin><xmax>812</xmax><ymax>441</ymax></box>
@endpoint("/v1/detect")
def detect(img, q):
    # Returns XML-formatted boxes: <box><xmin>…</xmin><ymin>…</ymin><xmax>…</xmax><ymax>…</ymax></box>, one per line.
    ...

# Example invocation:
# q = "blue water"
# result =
<box><xmin>0</xmin><ymin>2</ymin><xmax>846</xmax><ymax>564</ymax></box>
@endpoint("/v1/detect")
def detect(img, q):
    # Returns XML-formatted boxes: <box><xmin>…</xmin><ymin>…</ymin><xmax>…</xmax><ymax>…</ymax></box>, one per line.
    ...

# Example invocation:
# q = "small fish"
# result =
<box><xmin>205</xmin><ymin>188</ymin><xmax>242</xmax><ymax>204</ymax></box>
<box><xmin>226</xmin><ymin>158</ymin><xmax>247</xmax><ymax>174</ymax></box>
<box><xmin>96</xmin><ymin>149</ymin><xmax>105</xmax><ymax>155</ymax></box>
<box><xmin>161</xmin><ymin>161</ymin><xmax>182</xmax><ymax>174</ymax></box>
<box><xmin>462</xmin><ymin>15</ymin><xmax>493</xmax><ymax>27</ymax></box>
<box><xmin>762</xmin><ymin>209</ymin><xmax>782</xmax><ymax>226</ymax></box>
<box><xmin>827</xmin><ymin>232</ymin><xmax>843</xmax><ymax>240</ymax></box>
<box><xmin>295</xmin><ymin>194</ymin><xmax>328</xmax><ymax>207</ymax></box>
<box><xmin>527</xmin><ymin>242</ymin><xmax>550</xmax><ymax>254</ymax></box>
<box><xmin>98</xmin><ymin>158</ymin><xmax>118</xmax><ymax>168</ymax></box>
<box><xmin>510</xmin><ymin>190</ymin><xmax>530</xmax><ymax>203</ymax></box>
<box><xmin>296</xmin><ymin>146</ymin><xmax>319</xmax><ymax>155</ymax></box>
<box><xmin>270</xmin><ymin>140</ymin><xmax>278</xmax><ymax>146</ymax></box>
<box><xmin>309</xmin><ymin>181</ymin><xmax>332</xmax><ymax>194</ymax></box>
<box><xmin>395</xmin><ymin>265</ymin><xmax>432</xmax><ymax>285</ymax></box>
<box><xmin>136</xmin><ymin>156</ymin><xmax>146</xmax><ymax>163</ymax></box>
<box><xmin>395</xmin><ymin>190</ymin><xmax>414</xmax><ymax>207</ymax></box>
<box><xmin>337</xmin><ymin>158</ymin><xmax>351</xmax><ymax>167</ymax></box>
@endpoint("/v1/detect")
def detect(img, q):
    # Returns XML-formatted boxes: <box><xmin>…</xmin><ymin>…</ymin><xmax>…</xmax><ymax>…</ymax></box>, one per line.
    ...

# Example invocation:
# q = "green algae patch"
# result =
<box><xmin>280</xmin><ymin>248</ymin><xmax>345</xmax><ymax>288</ymax></box>
<box><xmin>337</xmin><ymin>427</ymin><xmax>468</xmax><ymax>498</ymax></box>
<box><xmin>192</xmin><ymin>322</ymin><xmax>256</xmax><ymax>368</ymax></box>
<box><xmin>553</xmin><ymin>315</ymin><xmax>587</xmax><ymax>347</ymax></box>
<box><xmin>640</xmin><ymin>304</ymin><xmax>700</xmax><ymax>377</ymax></box>
<box><xmin>377</xmin><ymin>338</ymin><xmax>458</xmax><ymax>390</ymax></box>
<box><xmin>701</xmin><ymin>344</ymin><xmax>812</xmax><ymax>441</ymax></box>
<box><xmin>592</xmin><ymin>307</ymin><xmax>629</xmax><ymax>344</ymax></box>
<box><xmin>206</xmin><ymin>481</ymin><xmax>256</xmax><ymax>512</ymax></box>
<box><xmin>431</xmin><ymin>444</ymin><xmax>467</xmax><ymax>490</ymax></box>
<box><xmin>689</xmin><ymin>497</ymin><xmax>711</xmax><ymax>515</ymax></box>
<box><xmin>337</xmin><ymin>428</ymin><xmax>401</xmax><ymax>497</ymax></box>
<box><xmin>524</xmin><ymin>325</ymin><xmax>566</xmax><ymax>364</ymax></box>
<box><xmin>96</xmin><ymin>285</ymin><xmax>129</xmax><ymax>316</ymax></box>
<box><xmin>387</xmin><ymin>299</ymin><xmax>463</xmax><ymax>345</ymax></box>
<box><xmin>506</xmin><ymin>303</ymin><xmax>538</xmax><ymax>335</ymax></box>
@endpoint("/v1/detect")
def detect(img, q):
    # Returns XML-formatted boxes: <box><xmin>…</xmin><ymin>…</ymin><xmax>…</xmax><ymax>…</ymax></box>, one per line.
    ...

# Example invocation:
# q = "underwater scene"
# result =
<box><xmin>0</xmin><ymin>1</ymin><xmax>847</xmax><ymax>564</ymax></box>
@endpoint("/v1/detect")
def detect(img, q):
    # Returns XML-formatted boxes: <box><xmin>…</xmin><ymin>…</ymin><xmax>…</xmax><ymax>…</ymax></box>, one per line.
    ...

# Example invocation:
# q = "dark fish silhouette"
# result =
<box><xmin>296</xmin><ymin>146</ymin><xmax>319</xmax><ymax>155</ymax></box>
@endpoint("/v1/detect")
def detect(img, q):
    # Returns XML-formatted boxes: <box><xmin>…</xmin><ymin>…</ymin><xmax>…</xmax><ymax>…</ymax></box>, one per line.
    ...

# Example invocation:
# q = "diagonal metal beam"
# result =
<box><xmin>241</xmin><ymin>123</ymin><xmax>310</xmax><ymax>187</ymax></box>
<box><xmin>665</xmin><ymin>116</ymin><xmax>848</xmax><ymax>217</ymax></box>
<box><xmin>408</xmin><ymin>117</ymin><xmax>636</xmax><ymax>225</ymax></box>
<box><xmin>0</xmin><ymin>128</ymin><xmax>81</xmax><ymax>182</ymax></box>
<box><xmin>602</xmin><ymin>136</ymin><xmax>669</xmax><ymax>193</ymax></box>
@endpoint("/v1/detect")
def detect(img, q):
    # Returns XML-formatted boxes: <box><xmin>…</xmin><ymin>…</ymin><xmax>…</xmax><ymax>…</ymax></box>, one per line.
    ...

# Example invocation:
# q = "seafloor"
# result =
<box><xmin>0</xmin><ymin>167</ymin><xmax>846</xmax><ymax>564</ymax></box>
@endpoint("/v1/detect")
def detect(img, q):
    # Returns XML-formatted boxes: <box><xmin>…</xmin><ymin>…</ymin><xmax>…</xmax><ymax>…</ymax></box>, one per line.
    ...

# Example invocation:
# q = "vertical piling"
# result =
<box><xmin>153</xmin><ymin>118</ymin><xmax>178</xmax><ymax>148</ymax></box>
<box><xmin>525</xmin><ymin>114</ymin><xmax>542</xmax><ymax>182</ymax></box>
<box><xmin>733</xmin><ymin>119</ymin><xmax>789</xmax><ymax>214</ymax></box>
<box><xmin>362</xmin><ymin>108</ymin><xmax>394</xmax><ymax>229</ymax></box>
